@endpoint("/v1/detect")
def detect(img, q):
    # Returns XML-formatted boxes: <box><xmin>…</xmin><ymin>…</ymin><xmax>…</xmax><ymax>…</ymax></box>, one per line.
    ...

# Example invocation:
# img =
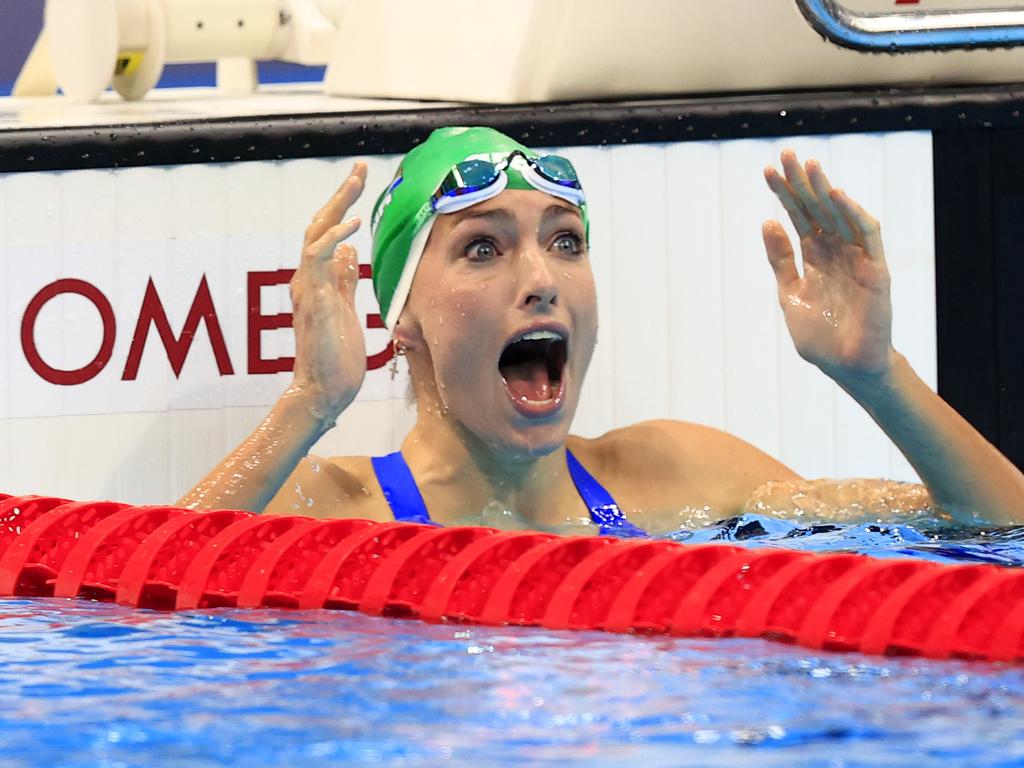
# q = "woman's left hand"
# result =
<box><xmin>763</xmin><ymin>150</ymin><xmax>895</xmax><ymax>383</ymax></box>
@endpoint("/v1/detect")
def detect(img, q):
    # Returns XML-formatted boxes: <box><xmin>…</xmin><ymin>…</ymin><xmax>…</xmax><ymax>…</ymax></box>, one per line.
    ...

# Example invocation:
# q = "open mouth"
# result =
<box><xmin>498</xmin><ymin>329</ymin><xmax>568</xmax><ymax>411</ymax></box>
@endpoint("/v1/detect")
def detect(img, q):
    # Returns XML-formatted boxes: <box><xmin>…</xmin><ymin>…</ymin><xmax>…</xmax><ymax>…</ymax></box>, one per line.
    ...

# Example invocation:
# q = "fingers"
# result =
<box><xmin>308</xmin><ymin>216</ymin><xmax>361</xmax><ymax>264</ymax></box>
<box><xmin>767</xmin><ymin>150</ymin><xmax>866</xmax><ymax>246</ymax></box>
<box><xmin>291</xmin><ymin>240</ymin><xmax>360</xmax><ymax>308</ymax></box>
<box><xmin>306</xmin><ymin>161</ymin><xmax>368</xmax><ymax>245</ymax></box>
<box><xmin>831</xmin><ymin>188</ymin><xmax>885</xmax><ymax>261</ymax></box>
<box><xmin>293</xmin><ymin>216</ymin><xmax>361</xmax><ymax>310</ymax></box>
<box><xmin>764</xmin><ymin>166</ymin><xmax>813</xmax><ymax>238</ymax></box>
<box><xmin>762</xmin><ymin>220</ymin><xmax>800</xmax><ymax>293</ymax></box>
<box><xmin>330</xmin><ymin>243</ymin><xmax>360</xmax><ymax>292</ymax></box>
<box><xmin>779</xmin><ymin>150</ymin><xmax>836</xmax><ymax>234</ymax></box>
<box><xmin>806</xmin><ymin>160</ymin><xmax>856</xmax><ymax>242</ymax></box>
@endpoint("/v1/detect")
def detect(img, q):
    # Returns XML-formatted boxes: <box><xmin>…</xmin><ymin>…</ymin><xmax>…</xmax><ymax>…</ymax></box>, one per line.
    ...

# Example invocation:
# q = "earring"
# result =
<box><xmin>389</xmin><ymin>340</ymin><xmax>405</xmax><ymax>381</ymax></box>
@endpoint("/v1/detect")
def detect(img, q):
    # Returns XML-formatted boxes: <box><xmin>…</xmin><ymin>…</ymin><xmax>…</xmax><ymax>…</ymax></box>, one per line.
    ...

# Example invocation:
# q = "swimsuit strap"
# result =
<box><xmin>565</xmin><ymin>449</ymin><xmax>648</xmax><ymax>538</ymax></box>
<box><xmin>370</xmin><ymin>452</ymin><xmax>435</xmax><ymax>525</ymax></box>
<box><xmin>371</xmin><ymin>449</ymin><xmax>647</xmax><ymax>537</ymax></box>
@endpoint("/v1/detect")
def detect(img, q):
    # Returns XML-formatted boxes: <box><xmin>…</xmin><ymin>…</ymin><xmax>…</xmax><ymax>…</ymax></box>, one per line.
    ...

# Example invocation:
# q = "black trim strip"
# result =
<box><xmin>3</xmin><ymin>83</ymin><xmax>1024</xmax><ymax>172</ymax></box>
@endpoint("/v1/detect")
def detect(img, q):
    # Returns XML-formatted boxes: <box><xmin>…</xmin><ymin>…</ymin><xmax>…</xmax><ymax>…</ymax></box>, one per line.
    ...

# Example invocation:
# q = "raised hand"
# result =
<box><xmin>288</xmin><ymin>162</ymin><xmax>369</xmax><ymax>422</ymax></box>
<box><xmin>763</xmin><ymin>150</ymin><xmax>894</xmax><ymax>383</ymax></box>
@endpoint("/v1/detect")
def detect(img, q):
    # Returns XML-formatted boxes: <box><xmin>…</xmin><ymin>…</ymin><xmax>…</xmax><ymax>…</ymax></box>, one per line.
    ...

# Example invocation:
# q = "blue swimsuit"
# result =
<box><xmin>370</xmin><ymin>450</ymin><xmax>647</xmax><ymax>537</ymax></box>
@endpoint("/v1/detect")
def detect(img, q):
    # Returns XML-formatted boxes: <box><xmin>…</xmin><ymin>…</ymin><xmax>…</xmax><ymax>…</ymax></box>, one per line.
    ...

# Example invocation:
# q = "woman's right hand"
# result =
<box><xmin>287</xmin><ymin>162</ymin><xmax>369</xmax><ymax>424</ymax></box>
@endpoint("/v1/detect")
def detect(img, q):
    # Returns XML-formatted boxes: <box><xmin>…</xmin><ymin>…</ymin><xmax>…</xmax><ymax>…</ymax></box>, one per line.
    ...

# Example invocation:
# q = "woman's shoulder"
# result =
<box><xmin>263</xmin><ymin>454</ymin><xmax>393</xmax><ymax>521</ymax></box>
<box><xmin>571</xmin><ymin>418</ymin><xmax>796</xmax><ymax>470</ymax></box>
<box><xmin>568</xmin><ymin>420</ymin><xmax>800</xmax><ymax>517</ymax></box>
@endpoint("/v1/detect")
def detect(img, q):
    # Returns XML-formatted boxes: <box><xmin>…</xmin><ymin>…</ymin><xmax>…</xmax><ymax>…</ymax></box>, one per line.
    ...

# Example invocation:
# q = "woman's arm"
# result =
<box><xmin>836</xmin><ymin>350</ymin><xmax>1024</xmax><ymax>524</ymax></box>
<box><xmin>176</xmin><ymin>388</ymin><xmax>336</xmax><ymax>513</ymax></box>
<box><xmin>177</xmin><ymin>163</ymin><xmax>370</xmax><ymax>512</ymax></box>
<box><xmin>762</xmin><ymin>151</ymin><xmax>1024</xmax><ymax>525</ymax></box>
<box><xmin>744</xmin><ymin>476</ymin><xmax>937</xmax><ymax>523</ymax></box>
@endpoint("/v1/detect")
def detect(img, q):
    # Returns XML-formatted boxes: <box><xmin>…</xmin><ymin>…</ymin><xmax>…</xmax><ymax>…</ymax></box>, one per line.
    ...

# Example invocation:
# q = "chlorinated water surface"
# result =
<box><xmin>1</xmin><ymin>515</ymin><xmax>1023</xmax><ymax>768</ymax></box>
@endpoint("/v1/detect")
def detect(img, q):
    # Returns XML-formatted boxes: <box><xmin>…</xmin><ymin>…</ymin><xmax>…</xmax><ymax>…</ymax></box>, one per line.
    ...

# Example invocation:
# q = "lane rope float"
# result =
<box><xmin>0</xmin><ymin>494</ymin><xmax>1020</xmax><ymax>662</ymax></box>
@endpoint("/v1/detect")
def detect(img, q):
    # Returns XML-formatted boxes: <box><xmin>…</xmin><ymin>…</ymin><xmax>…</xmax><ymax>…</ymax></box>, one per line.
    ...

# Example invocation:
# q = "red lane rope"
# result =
<box><xmin>115</xmin><ymin>509</ymin><xmax>251</xmax><ymax>609</ymax></box>
<box><xmin>53</xmin><ymin>505</ymin><xmax>186</xmax><ymax>600</ymax></box>
<box><xmin>0</xmin><ymin>494</ymin><xmax>1019</xmax><ymax>662</ymax></box>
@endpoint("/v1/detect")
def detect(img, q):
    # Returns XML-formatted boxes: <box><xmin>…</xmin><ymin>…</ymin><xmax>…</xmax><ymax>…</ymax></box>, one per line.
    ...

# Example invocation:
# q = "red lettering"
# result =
<box><xmin>21</xmin><ymin>279</ymin><xmax>116</xmax><ymax>385</ymax></box>
<box><xmin>22</xmin><ymin>269</ymin><xmax>394</xmax><ymax>387</ymax></box>
<box><xmin>247</xmin><ymin>269</ymin><xmax>296</xmax><ymax>374</ymax></box>
<box><xmin>246</xmin><ymin>266</ymin><xmax>394</xmax><ymax>375</ymax></box>
<box><xmin>121</xmin><ymin>276</ymin><xmax>234</xmax><ymax>380</ymax></box>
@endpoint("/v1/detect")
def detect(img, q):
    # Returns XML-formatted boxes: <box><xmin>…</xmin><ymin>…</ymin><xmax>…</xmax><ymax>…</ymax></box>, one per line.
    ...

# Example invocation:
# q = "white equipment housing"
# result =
<box><xmin>19</xmin><ymin>0</ymin><xmax>343</xmax><ymax>102</ymax></box>
<box><xmin>16</xmin><ymin>0</ymin><xmax>1024</xmax><ymax>103</ymax></box>
<box><xmin>324</xmin><ymin>0</ymin><xmax>1024</xmax><ymax>103</ymax></box>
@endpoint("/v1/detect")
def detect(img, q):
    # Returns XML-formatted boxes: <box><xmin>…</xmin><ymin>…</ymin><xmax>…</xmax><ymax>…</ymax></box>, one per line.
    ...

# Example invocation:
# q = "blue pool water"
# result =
<box><xmin>2</xmin><ymin>514</ymin><xmax>1024</xmax><ymax>768</ymax></box>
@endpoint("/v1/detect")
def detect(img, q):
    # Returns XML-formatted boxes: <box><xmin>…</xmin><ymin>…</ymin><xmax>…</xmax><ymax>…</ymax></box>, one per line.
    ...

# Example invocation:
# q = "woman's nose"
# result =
<box><xmin>517</xmin><ymin>248</ymin><xmax>558</xmax><ymax>308</ymax></box>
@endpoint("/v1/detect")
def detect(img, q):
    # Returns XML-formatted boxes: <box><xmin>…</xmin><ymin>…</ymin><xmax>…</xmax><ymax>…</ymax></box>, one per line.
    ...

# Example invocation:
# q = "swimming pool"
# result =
<box><xmin>2</xmin><ymin>514</ymin><xmax>1022</xmax><ymax>767</ymax></box>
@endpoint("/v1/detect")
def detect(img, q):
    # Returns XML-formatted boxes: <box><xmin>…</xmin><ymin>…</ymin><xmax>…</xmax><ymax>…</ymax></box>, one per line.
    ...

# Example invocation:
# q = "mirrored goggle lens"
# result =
<box><xmin>433</xmin><ymin>159</ymin><xmax>502</xmax><ymax>202</ymax></box>
<box><xmin>532</xmin><ymin>155</ymin><xmax>581</xmax><ymax>188</ymax></box>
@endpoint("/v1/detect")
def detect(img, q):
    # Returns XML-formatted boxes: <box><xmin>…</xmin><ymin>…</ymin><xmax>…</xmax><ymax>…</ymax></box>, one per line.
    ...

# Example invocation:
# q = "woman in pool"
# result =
<box><xmin>179</xmin><ymin>127</ymin><xmax>1024</xmax><ymax>534</ymax></box>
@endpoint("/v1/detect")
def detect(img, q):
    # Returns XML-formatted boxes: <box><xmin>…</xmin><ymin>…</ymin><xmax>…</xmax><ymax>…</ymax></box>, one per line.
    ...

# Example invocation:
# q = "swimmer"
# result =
<box><xmin>178</xmin><ymin>127</ymin><xmax>1024</xmax><ymax>534</ymax></box>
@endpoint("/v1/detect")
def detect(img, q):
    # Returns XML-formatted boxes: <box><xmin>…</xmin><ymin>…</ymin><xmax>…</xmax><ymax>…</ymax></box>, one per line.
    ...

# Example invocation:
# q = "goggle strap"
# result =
<box><xmin>384</xmin><ymin>211</ymin><xmax>437</xmax><ymax>331</ymax></box>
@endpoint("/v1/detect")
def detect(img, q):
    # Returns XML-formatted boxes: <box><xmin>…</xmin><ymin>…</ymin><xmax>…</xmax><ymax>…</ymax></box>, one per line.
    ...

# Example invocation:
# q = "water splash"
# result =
<box><xmin>656</xmin><ymin>512</ymin><xmax>1024</xmax><ymax>567</ymax></box>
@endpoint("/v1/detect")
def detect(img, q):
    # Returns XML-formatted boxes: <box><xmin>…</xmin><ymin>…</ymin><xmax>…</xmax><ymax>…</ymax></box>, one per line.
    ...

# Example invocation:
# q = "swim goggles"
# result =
<box><xmin>430</xmin><ymin>150</ymin><xmax>585</xmax><ymax>214</ymax></box>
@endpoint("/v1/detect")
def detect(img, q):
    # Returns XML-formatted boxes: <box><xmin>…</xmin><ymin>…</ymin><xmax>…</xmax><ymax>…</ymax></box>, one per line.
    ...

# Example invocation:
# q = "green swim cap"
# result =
<box><xmin>370</xmin><ymin>126</ymin><xmax>589</xmax><ymax>330</ymax></box>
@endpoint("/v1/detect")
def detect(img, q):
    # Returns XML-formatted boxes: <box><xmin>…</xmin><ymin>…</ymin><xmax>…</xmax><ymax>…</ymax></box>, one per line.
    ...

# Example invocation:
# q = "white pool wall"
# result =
<box><xmin>0</xmin><ymin>131</ymin><xmax>934</xmax><ymax>503</ymax></box>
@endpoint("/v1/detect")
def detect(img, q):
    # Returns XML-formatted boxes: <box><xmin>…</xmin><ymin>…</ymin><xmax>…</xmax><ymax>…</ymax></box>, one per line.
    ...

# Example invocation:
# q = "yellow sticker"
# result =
<box><xmin>114</xmin><ymin>52</ymin><xmax>144</xmax><ymax>77</ymax></box>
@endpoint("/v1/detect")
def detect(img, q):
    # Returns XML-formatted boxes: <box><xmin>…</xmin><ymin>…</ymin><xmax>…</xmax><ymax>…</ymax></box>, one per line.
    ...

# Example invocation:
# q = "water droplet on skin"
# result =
<box><xmin>480</xmin><ymin>501</ymin><xmax>514</xmax><ymax>520</ymax></box>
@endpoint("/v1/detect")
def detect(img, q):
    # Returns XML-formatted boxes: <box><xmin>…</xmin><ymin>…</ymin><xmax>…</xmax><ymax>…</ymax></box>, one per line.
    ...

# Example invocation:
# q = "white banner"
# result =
<box><xmin>0</xmin><ymin>132</ymin><xmax>936</xmax><ymax>502</ymax></box>
<box><xmin>1</xmin><ymin>158</ymin><xmax>405</xmax><ymax>420</ymax></box>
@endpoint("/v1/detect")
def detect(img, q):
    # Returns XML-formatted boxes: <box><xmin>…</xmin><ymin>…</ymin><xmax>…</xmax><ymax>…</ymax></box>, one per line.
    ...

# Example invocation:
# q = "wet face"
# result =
<box><xmin>397</xmin><ymin>189</ymin><xmax>597</xmax><ymax>458</ymax></box>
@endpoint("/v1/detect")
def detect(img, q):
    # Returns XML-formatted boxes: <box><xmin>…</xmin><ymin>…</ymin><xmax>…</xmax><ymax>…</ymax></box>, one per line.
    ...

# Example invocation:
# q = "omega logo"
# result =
<box><xmin>19</xmin><ymin>266</ymin><xmax>392</xmax><ymax>386</ymax></box>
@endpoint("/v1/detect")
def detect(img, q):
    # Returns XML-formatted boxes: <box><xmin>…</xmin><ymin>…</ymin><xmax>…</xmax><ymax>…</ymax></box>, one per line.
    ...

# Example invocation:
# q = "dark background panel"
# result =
<box><xmin>934</xmin><ymin>129</ymin><xmax>1024</xmax><ymax>472</ymax></box>
<box><xmin>994</xmin><ymin>190</ymin><xmax>1024</xmax><ymax>469</ymax></box>
<box><xmin>933</xmin><ymin>131</ymin><xmax>998</xmax><ymax>442</ymax></box>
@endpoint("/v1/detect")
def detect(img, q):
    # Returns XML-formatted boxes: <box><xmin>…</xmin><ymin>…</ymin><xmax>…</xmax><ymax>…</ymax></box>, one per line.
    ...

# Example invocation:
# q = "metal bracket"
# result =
<box><xmin>795</xmin><ymin>0</ymin><xmax>1024</xmax><ymax>52</ymax></box>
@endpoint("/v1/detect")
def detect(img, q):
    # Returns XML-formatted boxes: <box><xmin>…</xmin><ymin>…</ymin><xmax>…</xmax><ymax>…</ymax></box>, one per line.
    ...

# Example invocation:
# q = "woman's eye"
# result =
<box><xmin>553</xmin><ymin>233</ymin><xmax>584</xmax><ymax>255</ymax></box>
<box><xmin>464</xmin><ymin>238</ymin><xmax>498</xmax><ymax>262</ymax></box>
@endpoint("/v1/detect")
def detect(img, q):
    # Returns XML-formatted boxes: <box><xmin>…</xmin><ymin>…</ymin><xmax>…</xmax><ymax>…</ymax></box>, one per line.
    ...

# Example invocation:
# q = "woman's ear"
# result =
<box><xmin>392</xmin><ymin>315</ymin><xmax>424</xmax><ymax>352</ymax></box>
